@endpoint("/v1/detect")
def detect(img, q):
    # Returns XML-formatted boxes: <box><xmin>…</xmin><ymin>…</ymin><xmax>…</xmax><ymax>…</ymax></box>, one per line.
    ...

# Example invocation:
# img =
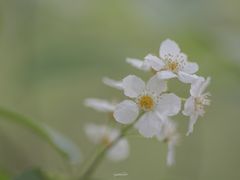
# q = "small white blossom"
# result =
<box><xmin>129</xmin><ymin>39</ymin><xmax>199</xmax><ymax>83</ymax></box>
<box><xmin>85</xmin><ymin>124</ymin><xmax>129</xmax><ymax>161</ymax></box>
<box><xmin>126</xmin><ymin>57</ymin><xmax>151</xmax><ymax>71</ymax></box>
<box><xmin>183</xmin><ymin>77</ymin><xmax>211</xmax><ymax>135</ymax></box>
<box><xmin>113</xmin><ymin>75</ymin><xmax>181</xmax><ymax>138</ymax></box>
<box><xmin>102</xmin><ymin>77</ymin><xmax>123</xmax><ymax>90</ymax></box>
<box><xmin>156</xmin><ymin>119</ymin><xmax>179</xmax><ymax>166</ymax></box>
<box><xmin>84</xmin><ymin>98</ymin><xmax>116</xmax><ymax>112</ymax></box>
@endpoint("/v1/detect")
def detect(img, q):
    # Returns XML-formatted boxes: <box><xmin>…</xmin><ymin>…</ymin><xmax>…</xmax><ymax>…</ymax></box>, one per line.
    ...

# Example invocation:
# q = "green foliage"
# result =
<box><xmin>0</xmin><ymin>107</ymin><xmax>81</xmax><ymax>164</ymax></box>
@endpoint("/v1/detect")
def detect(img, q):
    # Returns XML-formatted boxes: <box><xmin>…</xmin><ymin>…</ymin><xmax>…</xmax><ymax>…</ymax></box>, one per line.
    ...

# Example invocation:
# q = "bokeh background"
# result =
<box><xmin>0</xmin><ymin>0</ymin><xmax>240</xmax><ymax>179</ymax></box>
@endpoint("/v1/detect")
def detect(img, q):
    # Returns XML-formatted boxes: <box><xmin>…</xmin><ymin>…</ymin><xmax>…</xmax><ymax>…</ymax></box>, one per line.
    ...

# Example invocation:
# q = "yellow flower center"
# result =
<box><xmin>166</xmin><ymin>61</ymin><xmax>179</xmax><ymax>72</ymax></box>
<box><xmin>195</xmin><ymin>94</ymin><xmax>210</xmax><ymax>111</ymax></box>
<box><xmin>138</xmin><ymin>95</ymin><xmax>155</xmax><ymax>111</ymax></box>
<box><xmin>101</xmin><ymin>135</ymin><xmax>111</xmax><ymax>147</ymax></box>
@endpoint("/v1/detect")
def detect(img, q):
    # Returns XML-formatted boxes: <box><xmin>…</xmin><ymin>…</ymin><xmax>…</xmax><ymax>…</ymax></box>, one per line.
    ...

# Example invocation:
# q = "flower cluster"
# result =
<box><xmin>84</xmin><ymin>39</ymin><xmax>211</xmax><ymax>166</ymax></box>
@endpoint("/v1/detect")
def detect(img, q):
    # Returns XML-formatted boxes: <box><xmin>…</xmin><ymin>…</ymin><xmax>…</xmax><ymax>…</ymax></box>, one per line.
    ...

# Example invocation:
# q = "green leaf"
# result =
<box><xmin>0</xmin><ymin>107</ymin><xmax>81</xmax><ymax>164</ymax></box>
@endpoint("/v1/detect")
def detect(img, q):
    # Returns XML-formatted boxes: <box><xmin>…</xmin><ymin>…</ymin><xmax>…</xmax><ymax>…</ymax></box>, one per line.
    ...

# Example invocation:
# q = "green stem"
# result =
<box><xmin>181</xmin><ymin>97</ymin><xmax>187</xmax><ymax>101</ymax></box>
<box><xmin>79</xmin><ymin>123</ymin><xmax>134</xmax><ymax>180</ymax></box>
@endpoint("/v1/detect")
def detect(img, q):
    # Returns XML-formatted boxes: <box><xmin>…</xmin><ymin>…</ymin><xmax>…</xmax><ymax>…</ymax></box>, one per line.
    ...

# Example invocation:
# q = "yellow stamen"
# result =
<box><xmin>138</xmin><ymin>95</ymin><xmax>154</xmax><ymax>111</ymax></box>
<box><xmin>195</xmin><ymin>95</ymin><xmax>210</xmax><ymax>111</ymax></box>
<box><xmin>166</xmin><ymin>61</ymin><xmax>179</xmax><ymax>72</ymax></box>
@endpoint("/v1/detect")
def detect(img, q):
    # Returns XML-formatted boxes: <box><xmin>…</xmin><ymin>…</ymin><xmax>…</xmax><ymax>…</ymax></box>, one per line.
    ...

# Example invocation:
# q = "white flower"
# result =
<box><xmin>156</xmin><ymin>119</ymin><xmax>179</xmax><ymax>166</ymax></box>
<box><xmin>183</xmin><ymin>77</ymin><xmax>211</xmax><ymax>135</ymax></box>
<box><xmin>126</xmin><ymin>57</ymin><xmax>151</xmax><ymax>71</ymax></box>
<box><xmin>144</xmin><ymin>39</ymin><xmax>199</xmax><ymax>83</ymax></box>
<box><xmin>85</xmin><ymin>124</ymin><xmax>129</xmax><ymax>161</ymax></box>
<box><xmin>84</xmin><ymin>98</ymin><xmax>116</xmax><ymax>112</ymax></box>
<box><xmin>102</xmin><ymin>77</ymin><xmax>123</xmax><ymax>90</ymax></box>
<box><xmin>113</xmin><ymin>75</ymin><xmax>181</xmax><ymax>138</ymax></box>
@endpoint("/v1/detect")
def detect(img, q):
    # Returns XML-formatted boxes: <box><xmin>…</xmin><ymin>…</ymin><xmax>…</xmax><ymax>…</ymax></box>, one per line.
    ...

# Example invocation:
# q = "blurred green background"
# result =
<box><xmin>0</xmin><ymin>0</ymin><xmax>240</xmax><ymax>179</ymax></box>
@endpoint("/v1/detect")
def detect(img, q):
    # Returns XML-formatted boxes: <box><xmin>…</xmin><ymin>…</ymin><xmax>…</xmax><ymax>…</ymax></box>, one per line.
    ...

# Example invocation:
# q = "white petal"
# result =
<box><xmin>156</xmin><ymin>118</ymin><xmax>176</xmax><ymax>140</ymax></box>
<box><xmin>157</xmin><ymin>71</ymin><xmax>177</xmax><ymax>80</ymax></box>
<box><xmin>156</xmin><ymin>93</ymin><xmax>181</xmax><ymax>116</ymax></box>
<box><xmin>107</xmin><ymin>139</ymin><xmax>129</xmax><ymax>161</ymax></box>
<box><xmin>134</xmin><ymin>112</ymin><xmax>162</xmax><ymax>138</ymax></box>
<box><xmin>126</xmin><ymin>58</ymin><xmax>151</xmax><ymax>71</ymax></box>
<box><xmin>107</xmin><ymin>128</ymin><xmax>120</xmax><ymax>142</ymax></box>
<box><xmin>190</xmin><ymin>76</ymin><xmax>207</xmax><ymax>97</ymax></box>
<box><xmin>113</xmin><ymin>100</ymin><xmax>139</xmax><ymax>124</ymax></box>
<box><xmin>178</xmin><ymin>71</ymin><xmax>200</xmax><ymax>84</ymax></box>
<box><xmin>167</xmin><ymin>139</ymin><xmax>177</xmax><ymax>166</ymax></box>
<box><xmin>182</xmin><ymin>96</ymin><xmax>195</xmax><ymax>116</ymax></box>
<box><xmin>177</xmin><ymin>52</ymin><xmax>188</xmax><ymax>62</ymax></box>
<box><xmin>186</xmin><ymin>114</ymin><xmax>199</xmax><ymax>136</ymax></box>
<box><xmin>183</xmin><ymin>62</ymin><xmax>199</xmax><ymax>74</ymax></box>
<box><xmin>159</xmin><ymin>39</ymin><xmax>181</xmax><ymax>58</ymax></box>
<box><xmin>146</xmin><ymin>75</ymin><xmax>167</xmax><ymax>95</ymax></box>
<box><xmin>199</xmin><ymin>77</ymin><xmax>211</xmax><ymax>95</ymax></box>
<box><xmin>122</xmin><ymin>75</ymin><xmax>145</xmax><ymax>98</ymax></box>
<box><xmin>84</xmin><ymin>98</ymin><xmax>115</xmax><ymax>112</ymax></box>
<box><xmin>144</xmin><ymin>54</ymin><xmax>165</xmax><ymax>71</ymax></box>
<box><xmin>84</xmin><ymin>124</ymin><xmax>107</xmax><ymax>144</ymax></box>
<box><xmin>102</xmin><ymin>77</ymin><xmax>123</xmax><ymax>90</ymax></box>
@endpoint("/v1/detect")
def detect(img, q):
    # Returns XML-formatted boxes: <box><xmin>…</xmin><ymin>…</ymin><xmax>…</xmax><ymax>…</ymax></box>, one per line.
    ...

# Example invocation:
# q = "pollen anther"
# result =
<box><xmin>137</xmin><ymin>95</ymin><xmax>155</xmax><ymax>111</ymax></box>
